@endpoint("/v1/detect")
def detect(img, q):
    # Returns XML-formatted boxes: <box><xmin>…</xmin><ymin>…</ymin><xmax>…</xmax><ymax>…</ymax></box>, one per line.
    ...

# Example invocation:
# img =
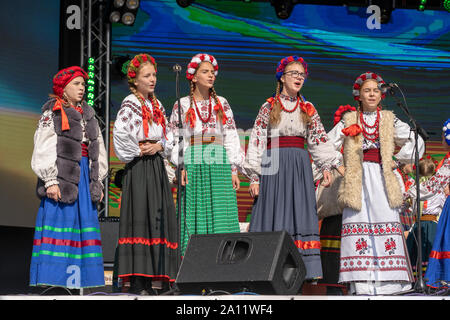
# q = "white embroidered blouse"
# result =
<box><xmin>167</xmin><ymin>95</ymin><xmax>245</xmax><ymax>175</ymax></box>
<box><xmin>113</xmin><ymin>94</ymin><xmax>172</xmax><ymax>163</ymax></box>
<box><xmin>244</xmin><ymin>94</ymin><xmax>340</xmax><ymax>184</ymax></box>
<box><xmin>31</xmin><ymin>108</ymin><xmax>108</xmax><ymax>188</ymax></box>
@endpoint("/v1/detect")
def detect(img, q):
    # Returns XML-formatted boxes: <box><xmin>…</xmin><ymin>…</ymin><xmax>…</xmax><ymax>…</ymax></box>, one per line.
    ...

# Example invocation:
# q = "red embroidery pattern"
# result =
<box><xmin>355</xmin><ymin>238</ymin><xmax>369</xmax><ymax>255</ymax></box>
<box><xmin>38</xmin><ymin>112</ymin><xmax>55</xmax><ymax>128</ymax></box>
<box><xmin>384</xmin><ymin>237</ymin><xmax>397</xmax><ymax>255</ymax></box>
<box><xmin>341</xmin><ymin>222</ymin><xmax>402</xmax><ymax>237</ymax></box>
<box><xmin>307</xmin><ymin>113</ymin><xmax>328</xmax><ymax>146</ymax></box>
<box><xmin>340</xmin><ymin>255</ymin><xmax>409</xmax><ymax>273</ymax></box>
<box><xmin>118</xmin><ymin>237</ymin><xmax>178</xmax><ymax>250</ymax></box>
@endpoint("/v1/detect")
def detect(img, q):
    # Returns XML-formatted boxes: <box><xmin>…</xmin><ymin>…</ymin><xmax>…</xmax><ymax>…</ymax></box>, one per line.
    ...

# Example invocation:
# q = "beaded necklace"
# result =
<box><xmin>360</xmin><ymin>108</ymin><xmax>380</xmax><ymax>142</ymax></box>
<box><xmin>193</xmin><ymin>95</ymin><xmax>212</xmax><ymax>123</ymax></box>
<box><xmin>278</xmin><ymin>95</ymin><xmax>300</xmax><ymax>113</ymax></box>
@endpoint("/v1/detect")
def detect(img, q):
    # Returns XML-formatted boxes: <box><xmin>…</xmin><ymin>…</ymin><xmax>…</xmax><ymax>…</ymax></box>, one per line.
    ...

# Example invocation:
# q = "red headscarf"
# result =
<box><xmin>51</xmin><ymin>66</ymin><xmax>88</xmax><ymax>131</ymax></box>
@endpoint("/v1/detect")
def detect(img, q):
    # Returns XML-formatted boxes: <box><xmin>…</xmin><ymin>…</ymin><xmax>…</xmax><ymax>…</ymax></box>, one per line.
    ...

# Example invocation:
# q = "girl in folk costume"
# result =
<box><xmin>30</xmin><ymin>66</ymin><xmax>108</xmax><ymax>289</ymax></box>
<box><xmin>113</xmin><ymin>54</ymin><xmax>178</xmax><ymax>295</ymax></box>
<box><xmin>244</xmin><ymin>56</ymin><xmax>339</xmax><ymax>281</ymax></box>
<box><xmin>327</xmin><ymin>72</ymin><xmax>425</xmax><ymax>295</ymax></box>
<box><xmin>168</xmin><ymin>53</ymin><xmax>244</xmax><ymax>257</ymax></box>
<box><xmin>405</xmin><ymin>156</ymin><xmax>446</xmax><ymax>280</ymax></box>
<box><xmin>407</xmin><ymin>119</ymin><xmax>450</xmax><ymax>289</ymax></box>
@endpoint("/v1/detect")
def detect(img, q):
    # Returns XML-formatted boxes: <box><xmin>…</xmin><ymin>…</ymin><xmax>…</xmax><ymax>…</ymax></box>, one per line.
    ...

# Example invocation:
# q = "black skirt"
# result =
<box><xmin>116</xmin><ymin>154</ymin><xmax>179</xmax><ymax>283</ymax></box>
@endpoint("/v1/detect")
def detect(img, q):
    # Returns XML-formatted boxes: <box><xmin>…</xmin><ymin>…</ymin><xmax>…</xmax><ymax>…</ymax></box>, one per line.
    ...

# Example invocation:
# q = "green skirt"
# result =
<box><xmin>178</xmin><ymin>143</ymin><xmax>240</xmax><ymax>256</ymax></box>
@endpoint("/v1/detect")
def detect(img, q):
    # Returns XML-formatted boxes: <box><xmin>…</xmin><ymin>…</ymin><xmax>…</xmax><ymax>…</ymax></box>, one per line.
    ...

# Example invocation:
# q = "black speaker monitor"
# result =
<box><xmin>175</xmin><ymin>231</ymin><xmax>306</xmax><ymax>295</ymax></box>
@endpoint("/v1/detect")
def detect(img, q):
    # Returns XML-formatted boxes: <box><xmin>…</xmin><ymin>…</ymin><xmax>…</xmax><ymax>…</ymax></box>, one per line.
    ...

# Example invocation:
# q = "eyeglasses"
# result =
<box><xmin>283</xmin><ymin>71</ymin><xmax>307</xmax><ymax>79</ymax></box>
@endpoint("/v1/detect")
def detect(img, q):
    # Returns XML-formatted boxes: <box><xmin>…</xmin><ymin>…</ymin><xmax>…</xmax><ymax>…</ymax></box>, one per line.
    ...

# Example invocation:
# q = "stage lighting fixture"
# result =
<box><xmin>445</xmin><ymin>0</ymin><xmax>450</xmax><ymax>12</ymax></box>
<box><xmin>176</xmin><ymin>0</ymin><xmax>195</xmax><ymax>8</ymax></box>
<box><xmin>418</xmin><ymin>0</ymin><xmax>426</xmax><ymax>11</ymax></box>
<box><xmin>109</xmin><ymin>11</ymin><xmax>121</xmax><ymax>23</ymax></box>
<box><xmin>270</xmin><ymin>0</ymin><xmax>294</xmax><ymax>20</ymax></box>
<box><xmin>86</xmin><ymin>57</ymin><xmax>96</xmax><ymax>107</ymax></box>
<box><xmin>121</xmin><ymin>12</ymin><xmax>136</xmax><ymax>25</ymax></box>
<box><xmin>108</xmin><ymin>0</ymin><xmax>140</xmax><ymax>26</ymax></box>
<box><xmin>126</xmin><ymin>0</ymin><xmax>139</xmax><ymax>10</ymax></box>
<box><xmin>113</xmin><ymin>0</ymin><xmax>125</xmax><ymax>8</ymax></box>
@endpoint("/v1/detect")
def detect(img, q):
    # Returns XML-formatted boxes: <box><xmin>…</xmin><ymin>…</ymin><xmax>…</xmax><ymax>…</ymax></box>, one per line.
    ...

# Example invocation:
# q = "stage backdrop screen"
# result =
<box><xmin>0</xmin><ymin>1</ymin><xmax>60</xmax><ymax>227</ymax></box>
<box><xmin>108</xmin><ymin>0</ymin><xmax>450</xmax><ymax>220</ymax></box>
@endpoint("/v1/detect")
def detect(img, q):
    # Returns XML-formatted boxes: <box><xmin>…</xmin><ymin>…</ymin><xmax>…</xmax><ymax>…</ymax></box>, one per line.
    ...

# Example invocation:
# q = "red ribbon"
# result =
<box><xmin>185</xmin><ymin>107</ymin><xmax>196</xmax><ymax>128</ymax></box>
<box><xmin>213</xmin><ymin>100</ymin><xmax>228</xmax><ymax>125</ymax></box>
<box><xmin>141</xmin><ymin>104</ymin><xmax>152</xmax><ymax>139</ymax></box>
<box><xmin>52</xmin><ymin>98</ymin><xmax>83</xmax><ymax>131</ymax></box>
<box><xmin>266</xmin><ymin>97</ymin><xmax>275</xmax><ymax>110</ymax></box>
<box><xmin>342</xmin><ymin>123</ymin><xmax>363</xmax><ymax>137</ymax></box>
<box><xmin>300</xmin><ymin>101</ymin><xmax>316</xmax><ymax>117</ymax></box>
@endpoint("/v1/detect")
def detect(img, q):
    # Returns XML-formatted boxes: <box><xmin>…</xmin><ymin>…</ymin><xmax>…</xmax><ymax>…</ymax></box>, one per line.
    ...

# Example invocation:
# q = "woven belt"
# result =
<box><xmin>81</xmin><ymin>143</ymin><xmax>88</xmax><ymax>157</ymax></box>
<box><xmin>190</xmin><ymin>135</ymin><xmax>222</xmax><ymax>145</ymax></box>
<box><xmin>363</xmin><ymin>148</ymin><xmax>381</xmax><ymax>163</ymax></box>
<box><xmin>420</xmin><ymin>215</ymin><xmax>438</xmax><ymax>222</ymax></box>
<box><xmin>267</xmin><ymin>136</ymin><xmax>305</xmax><ymax>149</ymax></box>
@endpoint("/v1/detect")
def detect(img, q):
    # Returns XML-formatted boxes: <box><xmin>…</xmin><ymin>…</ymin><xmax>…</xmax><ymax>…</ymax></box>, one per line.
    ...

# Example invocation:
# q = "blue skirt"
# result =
<box><xmin>425</xmin><ymin>196</ymin><xmax>450</xmax><ymax>288</ymax></box>
<box><xmin>249</xmin><ymin>147</ymin><xmax>322</xmax><ymax>280</ymax></box>
<box><xmin>29</xmin><ymin>157</ymin><xmax>104</xmax><ymax>289</ymax></box>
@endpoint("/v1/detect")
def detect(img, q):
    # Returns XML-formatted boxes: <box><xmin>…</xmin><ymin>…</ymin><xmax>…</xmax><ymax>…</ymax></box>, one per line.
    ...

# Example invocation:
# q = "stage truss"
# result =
<box><xmin>81</xmin><ymin>0</ymin><xmax>112</xmax><ymax>218</ymax></box>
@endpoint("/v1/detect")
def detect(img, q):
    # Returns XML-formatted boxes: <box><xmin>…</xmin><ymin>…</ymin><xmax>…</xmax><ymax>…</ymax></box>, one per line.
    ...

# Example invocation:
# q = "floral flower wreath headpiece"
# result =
<box><xmin>443</xmin><ymin>118</ymin><xmax>450</xmax><ymax>146</ymax></box>
<box><xmin>275</xmin><ymin>55</ymin><xmax>308</xmax><ymax>81</ymax></box>
<box><xmin>124</xmin><ymin>54</ymin><xmax>157</xmax><ymax>82</ymax></box>
<box><xmin>334</xmin><ymin>104</ymin><xmax>357</xmax><ymax>126</ymax></box>
<box><xmin>352</xmin><ymin>71</ymin><xmax>386</xmax><ymax>101</ymax></box>
<box><xmin>186</xmin><ymin>53</ymin><xmax>219</xmax><ymax>81</ymax></box>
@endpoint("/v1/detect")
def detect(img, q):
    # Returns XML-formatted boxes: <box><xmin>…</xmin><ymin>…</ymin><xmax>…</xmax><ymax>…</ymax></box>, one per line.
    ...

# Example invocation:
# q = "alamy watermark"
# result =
<box><xmin>366</xmin><ymin>5</ymin><xmax>382</xmax><ymax>30</ymax></box>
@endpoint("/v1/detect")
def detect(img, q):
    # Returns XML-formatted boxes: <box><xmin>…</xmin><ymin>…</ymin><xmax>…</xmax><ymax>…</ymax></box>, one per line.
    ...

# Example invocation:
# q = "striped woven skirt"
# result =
<box><xmin>29</xmin><ymin>156</ymin><xmax>104</xmax><ymax>289</ymax></box>
<box><xmin>249</xmin><ymin>141</ymin><xmax>322</xmax><ymax>280</ymax></box>
<box><xmin>116</xmin><ymin>154</ymin><xmax>179</xmax><ymax>283</ymax></box>
<box><xmin>178</xmin><ymin>143</ymin><xmax>240</xmax><ymax>256</ymax></box>
<box><xmin>318</xmin><ymin>215</ymin><xmax>345</xmax><ymax>288</ymax></box>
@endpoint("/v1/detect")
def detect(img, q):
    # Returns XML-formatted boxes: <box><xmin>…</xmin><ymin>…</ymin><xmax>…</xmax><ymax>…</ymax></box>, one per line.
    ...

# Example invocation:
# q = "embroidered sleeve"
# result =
<box><xmin>112</xmin><ymin>103</ymin><xmax>141</xmax><ymax>163</ymax></box>
<box><xmin>243</xmin><ymin>102</ymin><xmax>271</xmax><ymax>184</ymax></box>
<box><xmin>306</xmin><ymin>108</ymin><xmax>341</xmax><ymax>172</ymax></box>
<box><xmin>408</xmin><ymin>157</ymin><xmax>450</xmax><ymax>200</ymax></box>
<box><xmin>31</xmin><ymin>110</ymin><xmax>59</xmax><ymax>187</ymax></box>
<box><xmin>221</xmin><ymin>98</ymin><xmax>245</xmax><ymax>175</ymax></box>
<box><xmin>394</xmin><ymin>116</ymin><xmax>425</xmax><ymax>164</ymax></box>
<box><xmin>97</xmin><ymin>128</ymin><xmax>109</xmax><ymax>183</ymax></box>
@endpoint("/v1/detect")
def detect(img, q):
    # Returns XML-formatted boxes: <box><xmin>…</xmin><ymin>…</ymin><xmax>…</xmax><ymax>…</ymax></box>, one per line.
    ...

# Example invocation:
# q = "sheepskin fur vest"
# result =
<box><xmin>36</xmin><ymin>99</ymin><xmax>103</xmax><ymax>204</ymax></box>
<box><xmin>337</xmin><ymin>110</ymin><xmax>403</xmax><ymax>211</ymax></box>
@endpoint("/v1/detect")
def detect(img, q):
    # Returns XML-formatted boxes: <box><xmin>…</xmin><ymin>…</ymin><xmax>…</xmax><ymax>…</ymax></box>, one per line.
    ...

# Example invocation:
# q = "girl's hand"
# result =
<box><xmin>232</xmin><ymin>175</ymin><xmax>240</xmax><ymax>191</ymax></box>
<box><xmin>46</xmin><ymin>184</ymin><xmax>61</xmax><ymax>202</ymax></box>
<box><xmin>181</xmin><ymin>169</ymin><xmax>188</xmax><ymax>186</ymax></box>
<box><xmin>321</xmin><ymin>170</ymin><xmax>333</xmax><ymax>187</ymax></box>
<box><xmin>249</xmin><ymin>183</ymin><xmax>259</xmax><ymax>198</ymax></box>
<box><xmin>139</xmin><ymin>142</ymin><xmax>163</xmax><ymax>156</ymax></box>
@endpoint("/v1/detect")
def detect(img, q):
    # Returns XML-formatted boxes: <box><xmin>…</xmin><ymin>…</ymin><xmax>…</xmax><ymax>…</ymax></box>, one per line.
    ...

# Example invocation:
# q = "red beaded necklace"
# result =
<box><xmin>278</xmin><ymin>95</ymin><xmax>300</xmax><ymax>113</ymax></box>
<box><xmin>193</xmin><ymin>95</ymin><xmax>212</xmax><ymax>123</ymax></box>
<box><xmin>360</xmin><ymin>108</ymin><xmax>380</xmax><ymax>142</ymax></box>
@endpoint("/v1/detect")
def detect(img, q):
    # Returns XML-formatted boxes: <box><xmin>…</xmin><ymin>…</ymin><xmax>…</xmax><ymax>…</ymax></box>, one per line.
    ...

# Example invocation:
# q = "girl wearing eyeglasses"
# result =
<box><xmin>244</xmin><ymin>56</ymin><xmax>340</xmax><ymax>282</ymax></box>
